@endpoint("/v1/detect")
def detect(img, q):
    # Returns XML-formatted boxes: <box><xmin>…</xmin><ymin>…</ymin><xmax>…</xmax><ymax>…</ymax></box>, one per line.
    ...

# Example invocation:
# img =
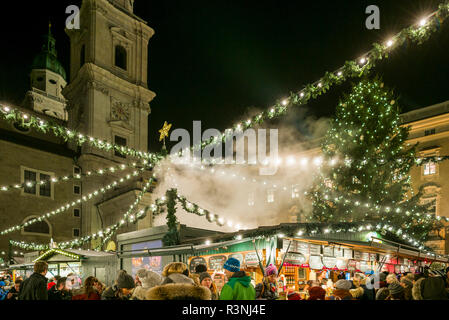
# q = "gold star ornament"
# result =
<box><xmin>159</xmin><ymin>121</ymin><xmax>172</xmax><ymax>141</ymax></box>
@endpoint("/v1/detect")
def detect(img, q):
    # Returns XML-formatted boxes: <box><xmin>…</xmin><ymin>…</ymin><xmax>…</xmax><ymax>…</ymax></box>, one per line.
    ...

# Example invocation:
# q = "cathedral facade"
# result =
<box><xmin>0</xmin><ymin>0</ymin><xmax>156</xmax><ymax>265</ymax></box>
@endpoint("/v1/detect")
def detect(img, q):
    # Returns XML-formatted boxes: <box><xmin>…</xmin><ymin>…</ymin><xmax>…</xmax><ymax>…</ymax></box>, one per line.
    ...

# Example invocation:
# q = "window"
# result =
<box><xmin>73</xmin><ymin>228</ymin><xmax>80</xmax><ymax>237</ymax></box>
<box><xmin>114</xmin><ymin>135</ymin><xmax>127</xmax><ymax>158</ymax></box>
<box><xmin>73</xmin><ymin>208</ymin><xmax>80</xmax><ymax>218</ymax></box>
<box><xmin>22</xmin><ymin>216</ymin><xmax>51</xmax><ymax>236</ymax></box>
<box><xmin>73</xmin><ymin>166</ymin><xmax>81</xmax><ymax>175</ymax></box>
<box><xmin>74</xmin><ymin>185</ymin><xmax>81</xmax><ymax>195</ymax></box>
<box><xmin>80</xmin><ymin>45</ymin><xmax>85</xmax><ymax>68</ymax></box>
<box><xmin>423</xmin><ymin>162</ymin><xmax>436</xmax><ymax>176</ymax></box>
<box><xmin>22</xmin><ymin>168</ymin><xmax>53</xmax><ymax>198</ymax></box>
<box><xmin>248</xmin><ymin>192</ymin><xmax>255</xmax><ymax>206</ymax></box>
<box><xmin>49</xmin><ymin>79</ymin><xmax>57</xmax><ymax>85</ymax></box>
<box><xmin>24</xmin><ymin>170</ymin><xmax>37</xmax><ymax>195</ymax></box>
<box><xmin>292</xmin><ymin>184</ymin><xmax>300</xmax><ymax>199</ymax></box>
<box><xmin>267</xmin><ymin>189</ymin><xmax>275</xmax><ymax>203</ymax></box>
<box><xmin>115</xmin><ymin>45</ymin><xmax>127</xmax><ymax>70</ymax></box>
<box><xmin>39</xmin><ymin>174</ymin><xmax>51</xmax><ymax>197</ymax></box>
<box><xmin>425</xmin><ymin>128</ymin><xmax>436</xmax><ymax>136</ymax></box>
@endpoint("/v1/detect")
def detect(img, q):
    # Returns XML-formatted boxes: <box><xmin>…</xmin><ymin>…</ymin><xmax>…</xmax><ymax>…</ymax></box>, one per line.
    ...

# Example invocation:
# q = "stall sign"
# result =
<box><xmin>208</xmin><ymin>255</ymin><xmax>227</xmax><ymax>271</ymax></box>
<box><xmin>229</xmin><ymin>253</ymin><xmax>244</xmax><ymax>266</ymax></box>
<box><xmin>284</xmin><ymin>252</ymin><xmax>307</xmax><ymax>266</ymax></box>
<box><xmin>343</xmin><ymin>249</ymin><xmax>353</xmax><ymax>259</ymax></box>
<box><xmin>394</xmin><ymin>265</ymin><xmax>401</xmax><ymax>274</ymax></box>
<box><xmin>309</xmin><ymin>255</ymin><xmax>324</xmax><ymax>270</ymax></box>
<box><xmin>323</xmin><ymin>246</ymin><xmax>334</xmax><ymax>257</ymax></box>
<box><xmin>309</xmin><ymin>244</ymin><xmax>321</xmax><ymax>255</ymax></box>
<box><xmin>244</xmin><ymin>252</ymin><xmax>263</xmax><ymax>267</ymax></box>
<box><xmin>359</xmin><ymin>261</ymin><xmax>371</xmax><ymax>272</ymax></box>
<box><xmin>403</xmin><ymin>258</ymin><xmax>409</xmax><ymax>265</ymax></box>
<box><xmin>353</xmin><ymin>251</ymin><xmax>362</xmax><ymax>260</ymax></box>
<box><xmin>336</xmin><ymin>258</ymin><xmax>348</xmax><ymax>270</ymax></box>
<box><xmin>334</xmin><ymin>248</ymin><xmax>344</xmax><ymax>258</ymax></box>
<box><xmin>296</xmin><ymin>242</ymin><xmax>310</xmax><ymax>255</ymax></box>
<box><xmin>189</xmin><ymin>257</ymin><xmax>207</xmax><ymax>274</ymax></box>
<box><xmin>361</xmin><ymin>252</ymin><xmax>370</xmax><ymax>261</ymax></box>
<box><xmin>369</xmin><ymin>253</ymin><xmax>377</xmax><ymax>262</ymax></box>
<box><xmin>283</xmin><ymin>239</ymin><xmax>296</xmax><ymax>251</ymax></box>
<box><xmin>398</xmin><ymin>258</ymin><xmax>404</xmax><ymax>265</ymax></box>
<box><xmin>348</xmin><ymin>260</ymin><xmax>357</xmax><ymax>269</ymax></box>
<box><xmin>322</xmin><ymin>257</ymin><xmax>337</xmax><ymax>269</ymax></box>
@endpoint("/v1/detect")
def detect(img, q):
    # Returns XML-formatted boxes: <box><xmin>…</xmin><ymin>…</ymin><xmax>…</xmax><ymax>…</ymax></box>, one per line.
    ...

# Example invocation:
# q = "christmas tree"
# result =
<box><xmin>310</xmin><ymin>78</ymin><xmax>442</xmax><ymax>241</ymax></box>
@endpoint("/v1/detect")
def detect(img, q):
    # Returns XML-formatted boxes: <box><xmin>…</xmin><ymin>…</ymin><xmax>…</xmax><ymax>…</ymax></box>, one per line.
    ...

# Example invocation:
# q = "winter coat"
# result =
<box><xmin>162</xmin><ymin>273</ymin><xmax>195</xmax><ymax>285</ymax></box>
<box><xmin>18</xmin><ymin>273</ymin><xmax>48</xmax><ymax>300</ymax></box>
<box><xmin>412</xmin><ymin>278</ymin><xmax>425</xmax><ymax>300</ymax></box>
<box><xmin>349</xmin><ymin>286</ymin><xmax>364</xmax><ymax>299</ymax></box>
<box><xmin>131</xmin><ymin>286</ymin><xmax>151</xmax><ymax>300</ymax></box>
<box><xmin>420</xmin><ymin>277</ymin><xmax>449</xmax><ymax>300</ymax></box>
<box><xmin>326</xmin><ymin>289</ymin><xmax>353</xmax><ymax>300</ymax></box>
<box><xmin>219</xmin><ymin>271</ymin><xmax>256</xmax><ymax>300</ymax></box>
<box><xmin>376</xmin><ymin>287</ymin><xmax>390</xmax><ymax>300</ymax></box>
<box><xmin>48</xmin><ymin>286</ymin><xmax>72</xmax><ymax>301</ymax></box>
<box><xmin>72</xmin><ymin>291</ymin><xmax>101</xmax><ymax>300</ymax></box>
<box><xmin>255</xmin><ymin>281</ymin><xmax>278</xmax><ymax>300</ymax></box>
<box><xmin>146</xmin><ymin>283</ymin><xmax>211</xmax><ymax>300</ymax></box>
<box><xmin>101</xmin><ymin>285</ymin><xmax>131</xmax><ymax>300</ymax></box>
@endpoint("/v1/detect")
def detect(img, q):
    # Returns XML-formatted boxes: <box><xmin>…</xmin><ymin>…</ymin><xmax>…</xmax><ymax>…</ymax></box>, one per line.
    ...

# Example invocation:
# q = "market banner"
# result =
<box><xmin>189</xmin><ymin>257</ymin><xmax>207</xmax><ymax>274</ymax></box>
<box><xmin>208</xmin><ymin>255</ymin><xmax>227</xmax><ymax>270</ymax></box>
<box><xmin>322</xmin><ymin>256</ymin><xmax>337</xmax><ymax>269</ymax></box>
<box><xmin>334</xmin><ymin>247</ymin><xmax>344</xmax><ymax>258</ymax></box>
<box><xmin>336</xmin><ymin>258</ymin><xmax>348</xmax><ymax>270</ymax></box>
<box><xmin>297</xmin><ymin>242</ymin><xmax>310</xmax><ymax>255</ymax></box>
<box><xmin>343</xmin><ymin>249</ymin><xmax>353</xmax><ymax>259</ymax></box>
<box><xmin>309</xmin><ymin>244</ymin><xmax>321</xmax><ymax>255</ymax></box>
<box><xmin>283</xmin><ymin>252</ymin><xmax>307</xmax><ymax>266</ymax></box>
<box><xmin>322</xmin><ymin>246</ymin><xmax>334</xmax><ymax>257</ymax></box>
<box><xmin>244</xmin><ymin>251</ymin><xmax>264</xmax><ymax>267</ymax></box>
<box><xmin>309</xmin><ymin>255</ymin><xmax>324</xmax><ymax>270</ymax></box>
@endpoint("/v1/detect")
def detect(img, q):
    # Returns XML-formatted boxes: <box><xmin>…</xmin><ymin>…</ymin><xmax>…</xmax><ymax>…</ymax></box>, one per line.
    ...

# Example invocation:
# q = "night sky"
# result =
<box><xmin>0</xmin><ymin>0</ymin><xmax>448</xmax><ymax>152</ymax></box>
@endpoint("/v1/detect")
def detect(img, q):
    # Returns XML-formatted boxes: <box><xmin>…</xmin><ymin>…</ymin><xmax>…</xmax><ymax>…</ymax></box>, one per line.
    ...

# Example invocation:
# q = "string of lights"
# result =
<box><xmin>0</xmin><ymin>168</ymin><xmax>145</xmax><ymax>236</ymax></box>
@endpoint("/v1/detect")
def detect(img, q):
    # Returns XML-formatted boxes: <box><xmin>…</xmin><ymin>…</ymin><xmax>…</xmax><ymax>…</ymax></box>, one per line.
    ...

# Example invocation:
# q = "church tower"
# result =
<box><xmin>62</xmin><ymin>0</ymin><xmax>156</xmax><ymax>246</ymax></box>
<box><xmin>23</xmin><ymin>24</ymin><xmax>68</xmax><ymax>120</ymax></box>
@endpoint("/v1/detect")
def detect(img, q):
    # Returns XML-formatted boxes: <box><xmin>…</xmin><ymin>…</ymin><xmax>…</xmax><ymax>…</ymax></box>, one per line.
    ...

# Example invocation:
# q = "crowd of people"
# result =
<box><xmin>1</xmin><ymin>257</ymin><xmax>448</xmax><ymax>300</ymax></box>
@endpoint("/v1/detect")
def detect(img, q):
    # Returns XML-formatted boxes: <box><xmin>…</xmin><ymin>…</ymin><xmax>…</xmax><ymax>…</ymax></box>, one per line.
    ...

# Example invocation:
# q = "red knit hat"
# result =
<box><xmin>308</xmin><ymin>286</ymin><xmax>326</xmax><ymax>300</ymax></box>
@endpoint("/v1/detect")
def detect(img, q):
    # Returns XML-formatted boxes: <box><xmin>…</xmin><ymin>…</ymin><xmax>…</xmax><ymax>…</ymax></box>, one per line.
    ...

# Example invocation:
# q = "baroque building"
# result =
<box><xmin>0</xmin><ymin>0</ymin><xmax>156</xmax><ymax>265</ymax></box>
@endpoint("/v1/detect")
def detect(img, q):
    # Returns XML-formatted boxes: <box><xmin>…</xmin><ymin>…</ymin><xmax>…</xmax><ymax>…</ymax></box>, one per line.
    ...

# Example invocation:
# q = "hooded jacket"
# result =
<box><xmin>420</xmin><ymin>277</ymin><xmax>449</xmax><ymax>300</ymax></box>
<box><xmin>146</xmin><ymin>283</ymin><xmax>211</xmax><ymax>300</ymax></box>
<box><xmin>412</xmin><ymin>277</ymin><xmax>425</xmax><ymax>300</ymax></box>
<box><xmin>326</xmin><ymin>289</ymin><xmax>354</xmax><ymax>300</ymax></box>
<box><xmin>219</xmin><ymin>271</ymin><xmax>256</xmax><ymax>300</ymax></box>
<box><xmin>18</xmin><ymin>273</ymin><xmax>48</xmax><ymax>301</ymax></box>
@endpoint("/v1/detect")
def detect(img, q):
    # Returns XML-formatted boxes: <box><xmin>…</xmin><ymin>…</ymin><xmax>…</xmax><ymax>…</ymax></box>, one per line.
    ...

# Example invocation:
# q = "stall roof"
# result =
<box><xmin>65</xmin><ymin>249</ymin><xmax>114</xmax><ymax>257</ymax></box>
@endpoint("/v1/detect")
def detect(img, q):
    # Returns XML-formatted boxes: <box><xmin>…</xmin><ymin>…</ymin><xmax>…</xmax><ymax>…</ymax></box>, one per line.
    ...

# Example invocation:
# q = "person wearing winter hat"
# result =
<box><xmin>326</xmin><ymin>280</ymin><xmax>353</xmax><ymax>300</ymax></box>
<box><xmin>195</xmin><ymin>264</ymin><xmax>208</xmax><ymax>274</ymax></box>
<box><xmin>387</xmin><ymin>282</ymin><xmax>405</xmax><ymax>300</ymax></box>
<box><xmin>255</xmin><ymin>264</ymin><xmax>279</xmax><ymax>300</ymax></box>
<box><xmin>419</xmin><ymin>274</ymin><xmax>449</xmax><ymax>300</ymax></box>
<box><xmin>199</xmin><ymin>272</ymin><xmax>218</xmax><ymax>300</ymax></box>
<box><xmin>131</xmin><ymin>269</ymin><xmax>163</xmax><ymax>300</ymax></box>
<box><xmin>146</xmin><ymin>262</ymin><xmax>211</xmax><ymax>300</ymax></box>
<box><xmin>400</xmin><ymin>276</ymin><xmax>413</xmax><ymax>300</ymax></box>
<box><xmin>307</xmin><ymin>285</ymin><xmax>326</xmax><ymax>300</ymax></box>
<box><xmin>219</xmin><ymin>257</ymin><xmax>255</xmax><ymax>300</ymax></box>
<box><xmin>102</xmin><ymin>270</ymin><xmax>135</xmax><ymax>300</ymax></box>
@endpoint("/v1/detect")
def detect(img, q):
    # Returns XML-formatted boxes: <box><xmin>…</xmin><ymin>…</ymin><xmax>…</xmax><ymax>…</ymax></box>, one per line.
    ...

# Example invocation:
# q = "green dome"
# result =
<box><xmin>31</xmin><ymin>24</ymin><xmax>67</xmax><ymax>81</ymax></box>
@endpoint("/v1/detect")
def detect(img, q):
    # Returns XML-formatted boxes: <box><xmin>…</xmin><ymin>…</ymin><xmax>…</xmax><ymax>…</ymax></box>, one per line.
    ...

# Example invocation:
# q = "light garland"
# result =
<box><xmin>185</xmin><ymin>1</ymin><xmax>449</xmax><ymax>154</ymax></box>
<box><xmin>33</xmin><ymin>248</ymin><xmax>80</xmax><ymax>262</ymax></box>
<box><xmin>0</xmin><ymin>161</ymin><xmax>146</xmax><ymax>193</ymax></box>
<box><xmin>0</xmin><ymin>105</ymin><xmax>164</xmax><ymax>165</ymax></box>
<box><xmin>0</xmin><ymin>168</ymin><xmax>145</xmax><ymax>236</ymax></box>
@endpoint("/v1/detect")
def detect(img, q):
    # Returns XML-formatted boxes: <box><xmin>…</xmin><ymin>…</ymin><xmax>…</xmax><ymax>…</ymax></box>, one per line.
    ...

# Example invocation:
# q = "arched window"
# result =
<box><xmin>80</xmin><ymin>44</ymin><xmax>85</xmax><ymax>68</ymax></box>
<box><xmin>22</xmin><ymin>216</ymin><xmax>51</xmax><ymax>236</ymax></box>
<box><xmin>115</xmin><ymin>45</ymin><xmax>127</xmax><ymax>70</ymax></box>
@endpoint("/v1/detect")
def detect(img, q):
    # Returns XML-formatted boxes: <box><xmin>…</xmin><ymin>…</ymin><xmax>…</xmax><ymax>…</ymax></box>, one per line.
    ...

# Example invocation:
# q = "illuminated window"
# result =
<box><xmin>22</xmin><ymin>168</ymin><xmax>53</xmax><ymax>198</ymax></box>
<box><xmin>423</xmin><ymin>162</ymin><xmax>436</xmax><ymax>176</ymax></box>
<box><xmin>267</xmin><ymin>189</ymin><xmax>275</xmax><ymax>203</ymax></box>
